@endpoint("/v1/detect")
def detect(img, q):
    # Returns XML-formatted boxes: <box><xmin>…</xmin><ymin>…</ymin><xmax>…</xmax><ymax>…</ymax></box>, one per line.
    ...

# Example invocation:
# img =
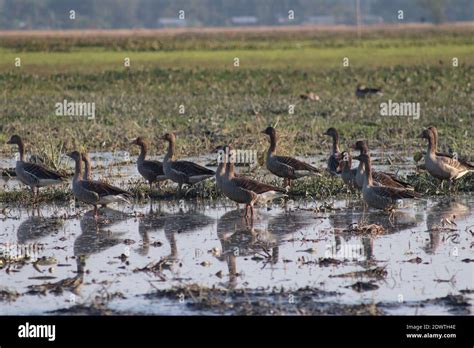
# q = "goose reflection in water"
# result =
<box><xmin>162</xmin><ymin>207</ymin><xmax>214</xmax><ymax>265</ymax></box>
<box><xmin>17</xmin><ymin>213</ymin><xmax>64</xmax><ymax>244</ymax></box>
<box><xmin>215</xmin><ymin>209</ymin><xmax>314</xmax><ymax>288</ymax></box>
<box><xmin>138</xmin><ymin>201</ymin><xmax>168</xmax><ymax>256</ymax></box>
<box><xmin>424</xmin><ymin>199</ymin><xmax>471</xmax><ymax>254</ymax></box>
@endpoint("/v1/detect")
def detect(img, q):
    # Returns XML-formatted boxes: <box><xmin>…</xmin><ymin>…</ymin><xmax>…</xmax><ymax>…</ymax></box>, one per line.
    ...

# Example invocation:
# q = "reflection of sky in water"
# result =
<box><xmin>0</xmin><ymin>192</ymin><xmax>472</xmax><ymax>315</ymax></box>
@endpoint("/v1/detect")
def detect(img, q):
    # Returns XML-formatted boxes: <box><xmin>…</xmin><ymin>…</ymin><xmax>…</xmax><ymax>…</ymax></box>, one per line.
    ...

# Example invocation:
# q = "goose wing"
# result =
<box><xmin>232</xmin><ymin>176</ymin><xmax>285</xmax><ymax>194</ymax></box>
<box><xmin>374</xmin><ymin>171</ymin><xmax>413</xmax><ymax>189</ymax></box>
<box><xmin>436</xmin><ymin>152</ymin><xmax>474</xmax><ymax>169</ymax></box>
<box><xmin>437</xmin><ymin>155</ymin><xmax>472</xmax><ymax>172</ymax></box>
<box><xmin>274</xmin><ymin>155</ymin><xmax>319</xmax><ymax>172</ymax></box>
<box><xmin>142</xmin><ymin>160</ymin><xmax>165</xmax><ymax>175</ymax></box>
<box><xmin>171</xmin><ymin>161</ymin><xmax>215</xmax><ymax>176</ymax></box>
<box><xmin>81</xmin><ymin>180</ymin><xmax>131</xmax><ymax>198</ymax></box>
<box><xmin>371</xmin><ymin>186</ymin><xmax>419</xmax><ymax>200</ymax></box>
<box><xmin>23</xmin><ymin>162</ymin><xmax>65</xmax><ymax>181</ymax></box>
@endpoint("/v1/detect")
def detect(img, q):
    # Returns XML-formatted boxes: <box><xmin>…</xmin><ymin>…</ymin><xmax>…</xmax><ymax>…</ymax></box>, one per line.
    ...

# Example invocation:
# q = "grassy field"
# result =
<box><xmin>0</xmin><ymin>24</ymin><xmax>473</xmax><ymax>172</ymax></box>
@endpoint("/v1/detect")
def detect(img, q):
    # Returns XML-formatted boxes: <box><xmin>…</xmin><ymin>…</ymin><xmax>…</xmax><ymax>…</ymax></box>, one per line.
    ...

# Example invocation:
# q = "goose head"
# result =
<box><xmin>162</xmin><ymin>133</ymin><xmax>176</xmax><ymax>143</ymax></box>
<box><xmin>337</xmin><ymin>151</ymin><xmax>352</xmax><ymax>171</ymax></box>
<box><xmin>66</xmin><ymin>151</ymin><xmax>82</xmax><ymax>162</ymax></box>
<box><xmin>351</xmin><ymin>140</ymin><xmax>368</xmax><ymax>154</ymax></box>
<box><xmin>7</xmin><ymin>134</ymin><xmax>22</xmax><ymax>145</ymax></box>
<box><xmin>324</xmin><ymin>127</ymin><xmax>338</xmax><ymax>138</ymax></box>
<box><xmin>130</xmin><ymin>136</ymin><xmax>147</xmax><ymax>147</ymax></box>
<box><xmin>261</xmin><ymin>126</ymin><xmax>276</xmax><ymax>138</ymax></box>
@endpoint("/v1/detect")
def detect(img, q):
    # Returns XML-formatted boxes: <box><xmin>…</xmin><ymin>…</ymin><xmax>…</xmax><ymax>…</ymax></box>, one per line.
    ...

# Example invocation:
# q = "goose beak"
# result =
<box><xmin>353</xmin><ymin>155</ymin><xmax>361</xmax><ymax>161</ymax></box>
<box><xmin>130</xmin><ymin>139</ymin><xmax>137</xmax><ymax>145</ymax></box>
<box><xmin>260</xmin><ymin>130</ymin><xmax>266</xmax><ymax>134</ymax></box>
<box><xmin>350</xmin><ymin>144</ymin><xmax>356</xmax><ymax>150</ymax></box>
<box><xmin>66</xmin><ymin>152</ymin><xmax>74</xmax><ymax>158</ymax></box>
<box><xmin>418</xmin><ymin>132</ymin><xmax>424</xmax><ymax>139</ymax></box>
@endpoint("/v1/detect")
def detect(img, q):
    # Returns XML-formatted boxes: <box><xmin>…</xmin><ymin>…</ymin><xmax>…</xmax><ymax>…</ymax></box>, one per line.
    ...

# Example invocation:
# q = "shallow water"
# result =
<box><xmin>0</xmin><ymin>152</ymin><xmax>472</xmax><ymax>315</ymax></box>
<box><xmin>0</xmin><ymin>194</ymin><xmax>472</xmax><ymax>315</ymax></box>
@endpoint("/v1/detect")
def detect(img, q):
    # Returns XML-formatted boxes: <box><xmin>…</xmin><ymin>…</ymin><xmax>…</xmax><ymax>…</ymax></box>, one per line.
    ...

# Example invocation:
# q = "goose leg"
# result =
<box><xmin>93</xmin><ymin>205</ymin><xmax>99</xmax><ymax>220</ymax></box>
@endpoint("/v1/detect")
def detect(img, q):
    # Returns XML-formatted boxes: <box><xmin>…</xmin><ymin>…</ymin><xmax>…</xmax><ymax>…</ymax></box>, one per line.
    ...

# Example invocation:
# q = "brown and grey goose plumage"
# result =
<box><xmin>221</xmin><ymin>145</ymin><xmax>286</xmax><ymax>220</ymax></box>
<box><xmin>427</xmin><ymin>126</ymin><xmax>473</xmax><ymax>169</ymax></box>
<box><xmin>337</xmin><ymin>151</ymin><xmax>357</xmax><ymax>187</ymax></box>
<box><xmin>420</xmin><ymin>128</ymin><xmax>473</xmax><ymax>182</ymax></box>
<box><xmin>262</xmin><ymin>127</ymin><xmax>321</xmax><ymax>187</ymax></box>
<box><xmin>355</xmin><ymin>153</ymin><xmax>419</xmax><ymax>212</ymax></box>
<box><xmin>162</xmin><ymin>133</ymin><xmax>215</xmax><ymax>193</ymax></box>
<box><xmin>352</xmin><ymin>140</ymin><xmax>413</xmax><ymax>190</ymax></box>
<box><xmin>324</xmin><ymin>127</ymin><xmax>342</xmax><ymax>175</ymax></box>
<box><xmin>7</xmin><ymin>135</ymin><xmax>66</xmax><ymax>199</ymax></box>
<box><xmin>130</xmin><ymin>137</ymin><xmax>167</xmax><ymax>189</ymax></box>
<box><xmin>67</xmin><ymin>151</ymin><xmax>131</xmax><ymax>219</ymax></box>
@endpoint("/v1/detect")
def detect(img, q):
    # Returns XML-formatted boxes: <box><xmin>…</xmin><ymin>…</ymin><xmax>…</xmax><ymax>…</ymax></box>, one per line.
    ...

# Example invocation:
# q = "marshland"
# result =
<box><xmin>0</xmin><ymin>24</ymin><xmax>473</xmax><ymax>315</ymax></box>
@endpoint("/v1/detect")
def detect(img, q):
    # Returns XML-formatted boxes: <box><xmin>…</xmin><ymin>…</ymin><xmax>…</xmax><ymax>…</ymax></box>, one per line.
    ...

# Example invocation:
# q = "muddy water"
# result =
<box><xmin>0</xmin><ymin>195</ymin><xmax>472</xmax><ymax>315</ymax></box>
<box><xmin>0</xmin><ymin>152</ymin><xmax>472</xmax><ymax>315</ymax></box>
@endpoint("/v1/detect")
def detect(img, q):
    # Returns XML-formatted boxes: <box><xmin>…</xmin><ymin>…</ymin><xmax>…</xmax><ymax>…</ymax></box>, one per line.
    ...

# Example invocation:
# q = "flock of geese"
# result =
<box><xmin>5</xmin><ymin>125</ymin><xmax>473</xmax><ymax>221</ymax></box>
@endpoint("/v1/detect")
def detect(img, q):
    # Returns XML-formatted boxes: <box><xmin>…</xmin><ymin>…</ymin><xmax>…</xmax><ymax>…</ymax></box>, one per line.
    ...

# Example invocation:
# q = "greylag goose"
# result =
<box><xmin>67</xmin><ymin>151</ymin><xmax>131</xmax><ymax>219</ymax></box>
<box><xmin>7</xmin><ymin>135</ymin><xmax>66</xmax><ymax>199</ymax></box>
<box><xmin>130</xmin><ymin>137</ymin><xmax>167</xmax><ymax>189</ymax></box>
<box><xmin>221</xmin><ymin>145</ymin><xmax>286</xmax><ymax>220</ymax></box>
<box><xmin>420</xmin><ymin>128</ymin><xmax>473</xmax><ymax>183</ymax></box>
<box><xmin>354</xmin><ymin>153</ymin><xmax>419</xmax><ymax>212</ymax></box>
<box><xmin>337</xmin><ymin>151</ymin><xmax>357</xmax><ymax>187</ymax></box>
<box><xmin>355</xmin><ymin>84</ymin><xmax>382</xmax><ymax>98</ymax></box>
<box><xmin>262</xmin><ymin>126</ymin><xmax>321</xmax><ymax>187</ymax></box>
<box><xmin>352</xmin><ymin>140</ymin><xmax>413</xmax><ymax>190</ymax></box>
<box><xmin>427</xmin><ymin>126</ymin><xmax>473</xmax><ymax>168</ymax></box>
<box><xmin>162</xmin><ymin>133</ymin><xmax>215</xmax><ymax>193</ymax></box>
<box><xmin>324</xmin><ymin>127</ymin><xmax>342</xmax><ymax>175</ymax></box>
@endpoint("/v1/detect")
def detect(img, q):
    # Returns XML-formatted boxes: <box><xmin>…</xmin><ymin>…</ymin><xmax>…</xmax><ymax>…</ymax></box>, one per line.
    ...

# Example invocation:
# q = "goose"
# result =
<box><xmin>66</xmin><ymin>151</ymin><xmax>132</xmax><ymax>219</ymax></box>
<box><xmin>324</xmin><ymin>127</ymin><xmax>342</xmax><ymax>175</ymax></box>
<box><xmin>162</xmin><ymin>133</ymin><xmax>215</xmax><ymax>193</ymax></box>
<box><xmin>81</xmin><ymin>151</ymin><xmax>123</xmax><ymax>208</ymax></box>
<box><xmin>427</xmin><ymin>126</ymin><xmax>473</xmax><ymax>168</ymax></box>
<box><xmin>262</xmin><ymin>126</ymin><xmax>321</xmax><ymax>187</ymax></box>
<box><xmin>337</xmin><ymin>151</ymin><xmax>357</xmax><ymax>187</ymax></box>
<box><xmin>420</xmin><ymin>128</ymin><xmax>473</xmax><ymax>183</ymax></box>
<box><xmin>7</xmin><ymin>135</ymin><xmax>66</xmax><ymax>199</ymax></box>
<box><xmin>130</xmin><ymin>137</ymin><xmax>167</xmax><ymax>190</ymax></box>
<box><xmin>355</xmin><ymin>84</ymin><xmax>382</xmax><ymax>98</ymax></box>
<box><xmin>352</xmin><ymin>140</ymin><xmax>413</xmax><ymax>190</ymax></box>
<box><xmin>354</xmin><ymin>153</ymin><xmax>419</xmax><ymax>212</ymax></box>
<box><xmin>221</xmin><ymin>145</ymin><xmax>286</xmax><ymax>220</ymax></box>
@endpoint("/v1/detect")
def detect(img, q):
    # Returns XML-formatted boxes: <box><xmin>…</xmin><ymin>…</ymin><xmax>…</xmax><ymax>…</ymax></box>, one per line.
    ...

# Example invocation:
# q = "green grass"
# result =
<box><xmin>0</xmin><ymin>27</ymin><xmax>473</xmax><ymax>193</ymax></box>
<box><xmin>1</xmin><ymin>44</ymin><xmax>473</xmax><ymax>73</ymax></box>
